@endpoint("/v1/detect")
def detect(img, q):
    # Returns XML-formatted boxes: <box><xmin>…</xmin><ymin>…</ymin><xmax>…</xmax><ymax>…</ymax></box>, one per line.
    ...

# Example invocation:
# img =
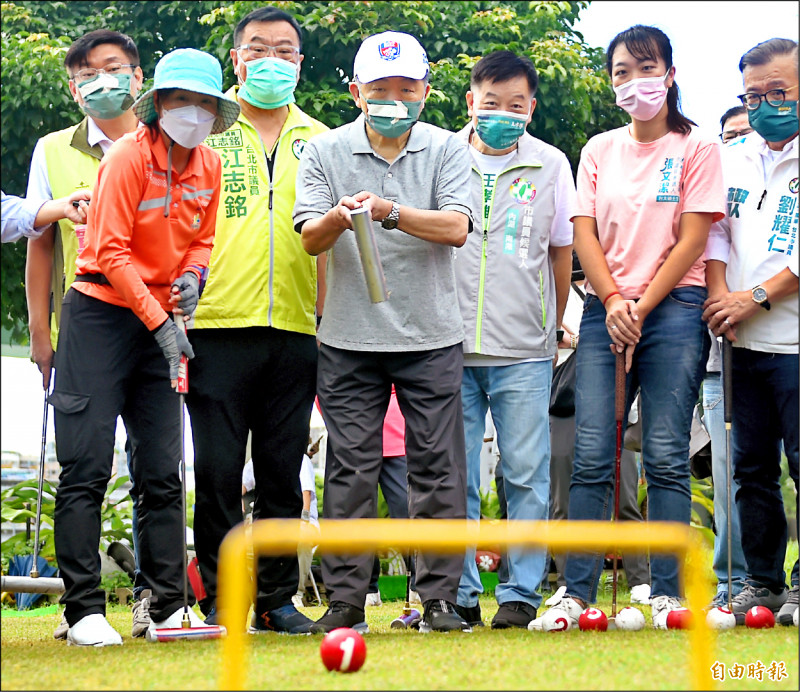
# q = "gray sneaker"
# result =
<box><xmin>53</xmin><ymin>614</ymin><xmax>69</xmax><ymax>640</ymax></box>
<box><xmin>131</xmin><ymin>589</ymin><xmax>152</xmax><ymax>638</ymax></box>
<box><xmin>776</xmin><ymin>585</ymin><xmax>799</xmax><ymax>626</ymax></box>
<box><xmin>730</xmin><ymin>582</ymin><xmax>787</xmax><ymax>625</ymax></box>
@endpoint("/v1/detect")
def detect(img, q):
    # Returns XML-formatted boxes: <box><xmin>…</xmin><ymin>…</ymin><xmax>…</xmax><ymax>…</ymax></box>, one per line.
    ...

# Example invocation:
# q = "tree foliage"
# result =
<box><xmin>1</xmin><ymin>0</ymin><xmax>626</xmax><ymax>338</ymax></box>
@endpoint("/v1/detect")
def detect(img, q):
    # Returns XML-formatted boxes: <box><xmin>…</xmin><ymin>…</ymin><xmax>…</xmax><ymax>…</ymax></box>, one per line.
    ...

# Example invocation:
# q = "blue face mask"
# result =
<box><xmin>78</xmin><ymin>72</ymin><xmax>134</xmax><ymax>120</ymax></box>
<box><xmin>748</xmin><ymin>100</ymin><xmax>799</xmax><ymax>143</ymax></box>
<box><xmin>474</xmin><ymin>109</ymin><xmax>529</xmax><ymax>151</ymax></box>
<box><xmin>363</xmin><ymin>98</ymin><xmax>424</xmax><ymax>138</ymax></box>
<box><xmin>238</xmin><ymin>57</ymin><xmax>298</xmax><ymax>110</ymax></box>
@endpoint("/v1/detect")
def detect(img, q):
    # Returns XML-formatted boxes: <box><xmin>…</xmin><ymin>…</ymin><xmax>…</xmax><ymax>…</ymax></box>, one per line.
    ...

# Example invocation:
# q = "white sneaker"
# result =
<box><xmin>529</xmin><ymin>595</ymin><xmax>584</xmax><ymax>631</ymax></box>
<box><xmin>148</xmin><ymin>605</ymin><xmax>206</xmax><ymax>633</ymax></box>
<box><xmin>630</xmin><ymin>583</ymin><xmax>652</xmax><ymax>604</ymax></box>
<box><xmin>409</xmin><ymin>590</ymin><xmax>422</xmax><ymax>606</ymax></box>
<box><xmin>651</xmin><ymin>595</ymin><xmax>682</xmax><ymax>629</ymax></box>
<box><xmin>66</xmin><ymin>614</ymin><xmax>123</xmax><ymax>647</ymax></box>
<box><xmin>544</xmin><ymin>585</ymin><xmax>567</xmax><ymax>607</ymax></box>
<box><xmin>365</xmin><ymin>592</ymin><xmax>383</xmax><ymax>607</ymax></box>
<box><xmin>291</xmin><ymin>592</ymin><xmax>305</xmax><ymax>610</ymax></box>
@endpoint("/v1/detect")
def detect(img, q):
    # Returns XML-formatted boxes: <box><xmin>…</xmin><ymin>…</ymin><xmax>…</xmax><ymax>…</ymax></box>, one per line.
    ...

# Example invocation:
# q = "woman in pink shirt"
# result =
<box><xmin>541</xmin><ymin>25</ymin><xmax>725</xmax><ymax>630</ymax></box>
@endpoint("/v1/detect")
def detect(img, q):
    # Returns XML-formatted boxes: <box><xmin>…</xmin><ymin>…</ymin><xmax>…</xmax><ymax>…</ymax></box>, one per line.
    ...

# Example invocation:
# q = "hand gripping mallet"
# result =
<box><xmin>722</xmin><ymin>337</ymin><xmax>734</xmax><ymax>611</ymax></box>
<box><xmin>608</xmin><ymin>350</ymin><xmax>626</xmax><ymax>630</ymax></box>
<box><xmin>147</xmin><ymin>317</ymin><xmax>225</xmax><ymax>642</ymax></box>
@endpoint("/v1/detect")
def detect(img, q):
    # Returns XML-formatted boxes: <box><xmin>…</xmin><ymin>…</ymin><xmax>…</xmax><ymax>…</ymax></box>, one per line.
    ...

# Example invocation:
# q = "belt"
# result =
<box><xmin>73</xmin><ymin>273</ymin><xmax>111</xmax><ymax>285</ymax></box>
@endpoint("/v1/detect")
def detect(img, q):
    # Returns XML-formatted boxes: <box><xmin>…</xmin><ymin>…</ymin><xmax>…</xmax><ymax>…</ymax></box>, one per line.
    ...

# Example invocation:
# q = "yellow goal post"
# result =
<box><xmin>217</xmin><ymin>519</ymin><xmax>715</xmax><ymax>690</ymax></box>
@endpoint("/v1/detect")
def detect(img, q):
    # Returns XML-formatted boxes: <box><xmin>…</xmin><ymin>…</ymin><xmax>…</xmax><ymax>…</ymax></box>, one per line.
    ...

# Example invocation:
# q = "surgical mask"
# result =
<box><xmin>748</xmin><ymin>100</ymin><xmax>799</xmax><ymax>143</ymax></box>
<box><xmin>78</xmin><ymin>72</ymin><xmax>134</xmax><ymax>120</ymax></box>
<box><xmin>363</xmin><ymin>98</ymin><xmax>424</xmax><ymax>138</ymax></box>
<box><xmin>159</xmin><ymin>105</ymin><xmax>216</xmax><ymax>148</ymax></box>
<box><xmin>614</xmin><ymin>71</ymin><xmax>670</xmax><ymax>121</ymax></box>
<box><xmin>474</xmin><ymin>109</ymin><xmax>529</xmax><ymax>150</ymax></box>
<box><xmin>238</xmin><ymin>57</ymin><xmax>298</xmax><ymax>110</ymax></box>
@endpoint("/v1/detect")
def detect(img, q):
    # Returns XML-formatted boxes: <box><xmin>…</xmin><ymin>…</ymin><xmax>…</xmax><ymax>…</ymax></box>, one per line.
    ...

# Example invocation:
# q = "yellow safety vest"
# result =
<box><xmin>194</xmin><ymin>95</ymin><xmax>328</xmax><ymax>336</ymax></box>
<box><xmin>41</xmin><ymin>119</ymin><xmax>103</xmax><ymax>350</ymax></box>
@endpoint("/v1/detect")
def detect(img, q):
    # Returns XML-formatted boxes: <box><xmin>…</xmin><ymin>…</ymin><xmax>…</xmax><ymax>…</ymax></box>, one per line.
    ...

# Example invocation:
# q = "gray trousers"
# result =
<box><xmin>549</xmin><ymin>414</ymin><xmax>650</xmax><ymax>587</ymax></box>
<box><xmin>317</xmin><ymin>343</ymin><xmax>467</xmax><ymax>608</ymax></box>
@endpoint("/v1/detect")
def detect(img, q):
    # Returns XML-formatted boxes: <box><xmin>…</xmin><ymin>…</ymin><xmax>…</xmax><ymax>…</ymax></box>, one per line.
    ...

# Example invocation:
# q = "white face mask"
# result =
<box><xmin>159</xmin><ymin>104</ymin><xmax>216</xmax><ymax>148</ymax></box>
<box><xmin>613</xmin><ymin>71</ymin><xmax>670</xmax><ymax>122</ymax></box>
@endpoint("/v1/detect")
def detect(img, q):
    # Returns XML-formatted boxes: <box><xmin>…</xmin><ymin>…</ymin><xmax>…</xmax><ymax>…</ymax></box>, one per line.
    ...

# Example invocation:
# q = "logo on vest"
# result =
<box><xmin>292</xmin><ymin>138</ymin><xmax>307</xmax><ymax>160</ymax></box>
<box><xmin>789</xmin><ymin>178</ymin><xmax>798</xmax><ymax>195</ymax></box>
<box><xmin>509</xmin><ymin>178</ymin><xmax>536</xmax><ymax>204</ymax></box>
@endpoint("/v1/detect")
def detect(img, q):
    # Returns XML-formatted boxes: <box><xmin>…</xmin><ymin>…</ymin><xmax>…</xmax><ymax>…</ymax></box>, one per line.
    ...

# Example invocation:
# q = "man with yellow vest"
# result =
<box><xmin>23</xmin><ymin>29</ymin><xmax>147</xmax><ymax>640</ymax></box>
<box><xmin>25</xmin><ymin>29</ymin><xmax>144</xmax><ymax>391</ymax></box>
<box><xmin>186</xmin><ymin>6</ymin><xmax>328</xmax><ymax>634</ymax></box>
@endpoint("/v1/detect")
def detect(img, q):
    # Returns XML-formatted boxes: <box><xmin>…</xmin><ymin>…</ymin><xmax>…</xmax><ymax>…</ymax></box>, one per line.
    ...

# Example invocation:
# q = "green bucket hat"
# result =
<box><xmin>133</xmin><ymin>48</ymin><xmax>239</xmax><ymax>134</ymax></box>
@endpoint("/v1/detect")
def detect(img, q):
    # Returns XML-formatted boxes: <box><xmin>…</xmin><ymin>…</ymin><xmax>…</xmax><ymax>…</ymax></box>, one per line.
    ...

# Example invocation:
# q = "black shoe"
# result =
<box><xmin>419</xmin><ymin>600</ymin><xmax>472</xmax><ymax>633</ymax></box>
<box><xmin>308</xmin><ymin>601</ymin><xmax>369</xmax><ymax>634</ymax></box>
<box><xmin>491</xmin><ymin>601</ymin><xmax>537</xmax><ymax>629</ymax></box>
<box><xmin>249</xmin><ymin>604</ymin><xmax>314</xmax><ymax>635</ymax></box>
<box><xmin>203</xmin><ymin>606</ymin><xmax>218</xmax><ymax>626</ymax></box>
<box><xmin>454</xmin><ymin>603</ymin><xmax>484</xmax><ymax>627</ymax></box>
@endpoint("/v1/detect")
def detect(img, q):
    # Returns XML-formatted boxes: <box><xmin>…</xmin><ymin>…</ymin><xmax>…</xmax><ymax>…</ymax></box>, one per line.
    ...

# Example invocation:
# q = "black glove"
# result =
<box><xmin>171</xmin><ymin>271</ymin><xmax>200</xmax><ymax>316</ymax></box>
<box><xmin>153</xmin><ymin>319</ymin><xmax>195</xmax><ymax>381</ymax></box>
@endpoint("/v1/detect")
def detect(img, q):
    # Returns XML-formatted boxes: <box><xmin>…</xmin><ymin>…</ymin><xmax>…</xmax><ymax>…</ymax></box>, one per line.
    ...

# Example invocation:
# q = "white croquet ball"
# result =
<box><xmin>540</xmin><ymin>609</ymin><xmax>572</xmax><ymax>632</ymax></box>
<box><xmin>615</xmin><ymin>607</ymin><xmax>646</xmax><ymax>631</ymax></box>
<box><xmin>706</xmin><ymin>607</ymin><xmax>736</xmax><ymax>630</ymax></box>
<box><xmin>793</xmin><ymin>607</ymin><xmax>798</xmax><ymax>627</ymax></box>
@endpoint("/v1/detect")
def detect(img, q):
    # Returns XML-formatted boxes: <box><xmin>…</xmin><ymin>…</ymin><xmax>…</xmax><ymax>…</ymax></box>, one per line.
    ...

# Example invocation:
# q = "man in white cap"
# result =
<box><xmin>294</xmin><ymin>30</ymin><xmax>476</xmax><ymax>634</ymax></box>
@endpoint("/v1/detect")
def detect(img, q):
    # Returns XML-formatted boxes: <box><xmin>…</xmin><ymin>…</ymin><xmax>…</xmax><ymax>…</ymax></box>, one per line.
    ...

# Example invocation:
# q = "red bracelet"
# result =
<box><xmin>603</xmin><ymin>291</ymin><xmax>621</xmax><ymax>307</ymax></box>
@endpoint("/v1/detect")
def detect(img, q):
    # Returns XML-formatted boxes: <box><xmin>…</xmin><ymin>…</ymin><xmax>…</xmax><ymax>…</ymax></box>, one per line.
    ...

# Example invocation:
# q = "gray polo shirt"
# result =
<box><xmin>293</xmin><ymin>114</ymin><xmax>474</xmax><ymax>352</ymax></box>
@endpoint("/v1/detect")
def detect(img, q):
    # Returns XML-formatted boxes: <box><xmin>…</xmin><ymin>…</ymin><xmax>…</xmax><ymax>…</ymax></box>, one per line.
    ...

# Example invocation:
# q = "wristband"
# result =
<box><xmin>603</xmin><ymin>291</ymin><xmax>621</xmax><ymax>307</ymax></box>
<box><xmin>570</xmin><ymin>334</ymin><xmax>578</xmax><ymax>350</ymax></box>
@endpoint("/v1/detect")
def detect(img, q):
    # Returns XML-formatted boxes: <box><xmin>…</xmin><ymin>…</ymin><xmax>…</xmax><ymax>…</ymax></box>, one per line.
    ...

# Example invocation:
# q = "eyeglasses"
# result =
<box><xmin>737</xmin><ymin>85</ymin><xmax>798</xmax><ymax>111</ymax></box>
<box><xmin>720</xmin><ymin>128</ymin><xmax>753</xmax><ymax>143</ymax></box>
<box><xmin>71</xmin><ymin>62</ymin><xmax>137</xmax><ymax>84</ymax></box>
<box><xmin>236</xmin><ymin>43</ymin><xmax>300</xmax><ymax>62</ymax></box>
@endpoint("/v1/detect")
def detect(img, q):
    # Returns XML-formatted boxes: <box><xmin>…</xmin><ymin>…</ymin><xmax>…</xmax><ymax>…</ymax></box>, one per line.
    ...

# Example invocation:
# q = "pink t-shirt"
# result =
<box><xmin>383</xmin><ymin>386</ymin><xmax>406</xmax><ymax>458</ymax></box>
<box><xmin>574</xmin><ymin>126</ymin><xmax>725</xmax><ymax>299</ymax></box>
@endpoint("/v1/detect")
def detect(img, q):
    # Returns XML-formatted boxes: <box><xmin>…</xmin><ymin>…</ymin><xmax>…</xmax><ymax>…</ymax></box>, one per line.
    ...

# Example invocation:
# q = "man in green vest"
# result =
<box><xmin>185</xmin><ymin>6</ymin><xmax>328</xmax><ymax>634</ymax></box>
<box><xmin>23</xmin><ymin>29</ymin><xmax>147</xmax><ymax>639</ymax></box>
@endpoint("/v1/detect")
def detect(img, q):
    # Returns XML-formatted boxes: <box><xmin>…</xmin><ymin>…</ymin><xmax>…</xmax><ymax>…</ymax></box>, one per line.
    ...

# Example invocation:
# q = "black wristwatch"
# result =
<box><xmin>751</xmin><ymin>285</ymin><xmax>771</xmax><ymax>310</ymax></box>
<box><xmin>381</xmin><ymin>201</ymin><xmax>400</xmax><ymax>229</ymax></box>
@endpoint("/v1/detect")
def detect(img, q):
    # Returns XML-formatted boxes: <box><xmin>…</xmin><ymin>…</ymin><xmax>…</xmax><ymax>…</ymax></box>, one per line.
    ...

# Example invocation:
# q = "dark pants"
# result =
<box><xmin>317</xmin><ymin>343</ymin><xmax>467</xmax><ymax>608</ymax></box>
<box><xmin>52</xmin><ymin>289</ymin><xmax>186</xmax><ymax>625</ymax></box>
<box><xmin>731</xmin><ymin>348</ymin><xmax>799</xmax><ymax>592</ymax></box>
<box><xmin>185</xmin><ymin>327</ymin><xmax>317</xmax><ymax>615</ymax></box>
<box><xmin>368</xmin><ymin>455</ymin><xmax>416</xmax><ymax>593</ymax></box>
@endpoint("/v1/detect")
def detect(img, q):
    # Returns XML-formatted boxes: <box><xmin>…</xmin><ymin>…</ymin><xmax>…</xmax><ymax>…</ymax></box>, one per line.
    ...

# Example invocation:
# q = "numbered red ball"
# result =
<box><xmin>744</xmin><ymin>606</ymin><xmax>775</xmax><ymax>629</ymax></box>
<box><xmin>666</xmin><ymin>608</ymin><xmax>693</xmax><ymax>630</ymax></box>
<box><xmin>320</xmin><ymin>627</ymin><xmax>367</xmax><ymax>673</ymax></box>
<box><xmin>578</xmin><ymin>607</ymin><xmax>609</xmax><ymax>631</ymax></box>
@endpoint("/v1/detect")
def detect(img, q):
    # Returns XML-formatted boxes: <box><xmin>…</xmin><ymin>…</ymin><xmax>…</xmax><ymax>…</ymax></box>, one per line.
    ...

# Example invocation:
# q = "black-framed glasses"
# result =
<box><xmin>737</xmin><ymin>85</ymin><xmax>798</xmax><ymax>111</ymax></box>
<box><xmin>71</xmin><ymin>62</ymin><xmax>137</xmax><ymax>84</ymax></box>
<box><xmin>720</xmin><ymin>128</ymin><xmax>753</xmax><ymax>143</ymax></box>
<box><xmin>236</xmin><ymin>43</ymin><xmax>300</xmax><ymax>62</ymax></box>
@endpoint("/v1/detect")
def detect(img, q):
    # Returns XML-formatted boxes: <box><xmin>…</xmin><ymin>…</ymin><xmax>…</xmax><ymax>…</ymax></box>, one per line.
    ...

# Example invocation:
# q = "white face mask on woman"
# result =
<box><xmin>159</xmin><ymin>104</ymin><xmax>216</xmax><ymax>148</ymax></box>
<box><xmin>613</xmin><ymin>71</ymin><xmax>670</xmax><ymax>122</ymax></box>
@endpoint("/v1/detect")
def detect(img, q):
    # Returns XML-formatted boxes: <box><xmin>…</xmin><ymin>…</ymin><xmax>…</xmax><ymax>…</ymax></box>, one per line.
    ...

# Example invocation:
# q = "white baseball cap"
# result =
<box><xmin>353</xmin><ymin>31</ymin><xmax>429</xmax><ymax>84</ymax></box>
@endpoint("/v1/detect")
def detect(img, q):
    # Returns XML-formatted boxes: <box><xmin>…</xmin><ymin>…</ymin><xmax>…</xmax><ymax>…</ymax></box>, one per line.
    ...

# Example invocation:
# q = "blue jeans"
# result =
<box><xmin>458</xmin><ymin>361</ymin><xmax>551</xmax><ymax>609</ymax></box>
<box><xmin>565</xmin><ymin>288</ymin><xmax>709</xmax><ymax>603</ymax></box>
<box><xmin>703</xmin><ymin>372</ymin><xmax>746</xmax><ymax>596</ymax></box>
<box><xmin>731</xmin><ymin>348</ymin><xmax>799</xmax><ymax>592</ymax></box>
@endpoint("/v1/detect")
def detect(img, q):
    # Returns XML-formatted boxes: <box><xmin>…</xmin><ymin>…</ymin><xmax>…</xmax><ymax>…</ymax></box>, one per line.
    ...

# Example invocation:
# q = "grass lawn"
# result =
<box><xmin>2</xmin><ymin>580</ymin><xmax>798</xmax><ymax>691</ymax></box>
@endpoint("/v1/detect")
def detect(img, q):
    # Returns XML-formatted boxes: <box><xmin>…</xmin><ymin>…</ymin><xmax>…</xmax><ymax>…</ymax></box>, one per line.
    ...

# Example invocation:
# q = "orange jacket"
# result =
<box><xmin>73</xmin><ymin>127</ymin><xmax>220</xmax><ymax>330</ymax></box>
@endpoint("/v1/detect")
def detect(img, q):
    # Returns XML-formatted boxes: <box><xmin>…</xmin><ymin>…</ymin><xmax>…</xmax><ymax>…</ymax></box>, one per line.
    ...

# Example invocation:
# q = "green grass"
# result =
<box><xmin>2</xmin><ymin>585</ymin><xmax>798</xmax><ymax>691</ymax></box>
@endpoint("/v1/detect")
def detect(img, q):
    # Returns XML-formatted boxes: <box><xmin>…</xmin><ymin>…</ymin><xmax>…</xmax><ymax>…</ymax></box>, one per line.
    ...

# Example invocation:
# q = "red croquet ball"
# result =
<box><xmin>666</xmin><ymin>608</ymin><xmax>693</xmax><ymax>630</ymax></box>
<box><xmin>578</xmin><ymin>607</ymin><xmax>609</xmax><ymax>631</ymax></box>
<box><xmin>320</xmin><ymin>627</ymin><xmax>367</xmax><ymax>673</ymax></box>
<box><xmin>744</xmin><ymin>606</ymin><xmax>775</xmax><ymax>629</ymax></box>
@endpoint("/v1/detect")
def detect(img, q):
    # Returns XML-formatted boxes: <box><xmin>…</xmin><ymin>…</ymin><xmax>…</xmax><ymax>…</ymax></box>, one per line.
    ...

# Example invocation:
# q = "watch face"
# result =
<box><xmin>381</xmin><ymin>218</ymin><xmax>398</xmax><ymax>229</ymax></box>
<box><xmin>753</xmin><ymin>287</ymin><xmax>767</xmax><ymax>303</ymax></box>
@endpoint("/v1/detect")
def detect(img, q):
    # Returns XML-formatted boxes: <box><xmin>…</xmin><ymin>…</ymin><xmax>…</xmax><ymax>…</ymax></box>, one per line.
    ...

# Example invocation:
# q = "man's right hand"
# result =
<box><xmin>30</xmin><ymin>331</ymin><xmax>54</xmax><ymax>389</ymax></box>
